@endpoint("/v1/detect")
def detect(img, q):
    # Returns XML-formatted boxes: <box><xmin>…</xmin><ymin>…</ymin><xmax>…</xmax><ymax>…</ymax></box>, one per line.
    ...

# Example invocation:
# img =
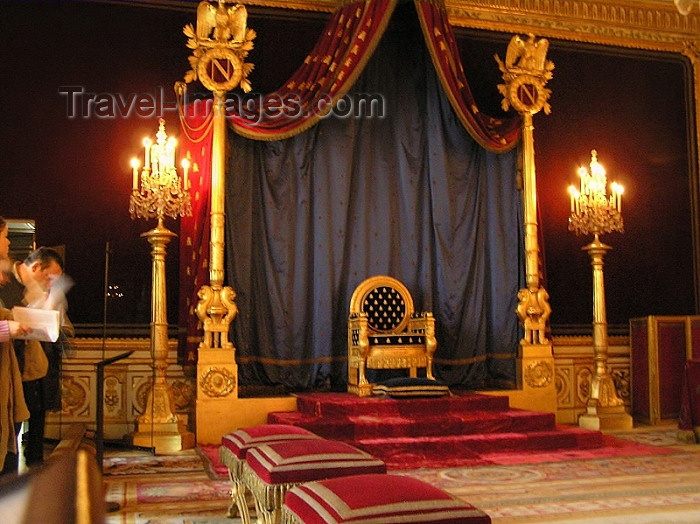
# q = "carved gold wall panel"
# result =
<box><xmin>45</xmin><ymin>338</ymin><xmax>195</xmax><ymax>441</ymax></box>
<box><xmin>60</xmin><ymin>375</ymin><xmax>90</xmax><ymax>418</ymax></box>
<box><xmin>553</xmin><ymin>335</ymin><xmax>630</xmax><ymax>424</ymax></box>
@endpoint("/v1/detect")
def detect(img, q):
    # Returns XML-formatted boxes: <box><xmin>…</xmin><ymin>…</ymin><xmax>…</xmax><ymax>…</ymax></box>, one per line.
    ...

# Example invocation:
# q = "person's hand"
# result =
<box><xmin>8</xmin><ymin>321</ymin><xmax>32</xmax><ymax>338</ymax></box>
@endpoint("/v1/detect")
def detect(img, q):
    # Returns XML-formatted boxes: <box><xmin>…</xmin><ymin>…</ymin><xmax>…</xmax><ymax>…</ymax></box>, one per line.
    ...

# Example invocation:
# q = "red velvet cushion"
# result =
<box><xmin>283</xmin><ymin>473</ymin><xmax>491</xmax><ymax>523</ymax></box>
<box><xmin>221</xmin><ymin>424</ymin><xmax>320</xmax><ymax>460</ymax></box>
<box><xmin>245</xmin><ymin>439</ymin><xmax>386</xmax><ymax>485</ymax></box>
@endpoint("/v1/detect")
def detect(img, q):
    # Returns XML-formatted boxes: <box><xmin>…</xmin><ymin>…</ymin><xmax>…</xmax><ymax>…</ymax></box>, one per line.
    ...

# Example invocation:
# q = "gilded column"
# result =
<box><xmin>496</xmin><ymin>35</ymin><xmax>556</xmax><ymax>411</ymax></box>
<box><xmin>681</xmin><ymin>41</ymin><xmax>700</xmax><ymax>312</ymax></box>
<box><xmin>181</xmin><ymin>1</ymin><xmax>256</xmax><ymax>442</ymax></box>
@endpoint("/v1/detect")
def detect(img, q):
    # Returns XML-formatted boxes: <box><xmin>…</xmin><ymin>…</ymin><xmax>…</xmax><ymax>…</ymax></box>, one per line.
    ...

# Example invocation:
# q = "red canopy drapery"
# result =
<box><xmin>177</xmin><ymin>107</ymin><xmax>213</xmax><ymax>367</ymax></box>
<box><xmin>414</xmin><ymin>0</ymin><xmax>520</xmax><ymax>151</ymax></box>
<box><xmin>227</xmin><ymin>0</ymin><xmax>397</xmax><ymax>140</ymax></box>
<box><xmin>224</xmin><ymin>0</ymin><xmax>520</xmax><ymax>151</ymax></box>
<box><xmin>178</xmin><ymin>0</ymin><xmax>522</xmax><ymax>365</ymax></box>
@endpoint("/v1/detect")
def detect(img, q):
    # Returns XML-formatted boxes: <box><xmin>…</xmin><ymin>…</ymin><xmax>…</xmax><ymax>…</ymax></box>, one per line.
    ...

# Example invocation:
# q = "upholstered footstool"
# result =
<box><xmin>220</xmin><ymin>424</ymin><xmax>322</xmax><ymax>523</ymax></box>
<box><xmin>242</xmin><ymin>439</ymin><xmax>386</xmax><ymax>524</ymax></box>
<box><xmin>281</xmin><ymin>473</ymin><xmax>492</xmax><ymax>523</ymax></box>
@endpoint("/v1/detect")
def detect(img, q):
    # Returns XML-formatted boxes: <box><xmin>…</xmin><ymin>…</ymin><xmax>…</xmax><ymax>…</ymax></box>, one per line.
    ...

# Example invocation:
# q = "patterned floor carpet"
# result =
<box><xmin>103</xmin><ymin>427</ymin><xmax>700</xmax><ymax>524</ymax></box>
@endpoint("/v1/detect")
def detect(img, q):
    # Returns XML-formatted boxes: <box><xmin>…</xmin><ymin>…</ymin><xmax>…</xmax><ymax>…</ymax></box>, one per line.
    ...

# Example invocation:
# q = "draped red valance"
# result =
<box><xmin>225</xmin><ymin>0</ymin><xmax>520</xmax><ymax>152</ymax></box>
<box><xmin>414</xmin><ymin>0</ymin><xmax>520</xmax><ymax>150</ymax></box>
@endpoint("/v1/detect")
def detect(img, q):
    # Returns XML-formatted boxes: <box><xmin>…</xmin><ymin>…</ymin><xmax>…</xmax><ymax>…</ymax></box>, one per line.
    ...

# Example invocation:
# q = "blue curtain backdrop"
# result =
<box><xmin>225</xmin><ymin>7</ymin><xmax>524</xmax><ymax>390</ymax></box>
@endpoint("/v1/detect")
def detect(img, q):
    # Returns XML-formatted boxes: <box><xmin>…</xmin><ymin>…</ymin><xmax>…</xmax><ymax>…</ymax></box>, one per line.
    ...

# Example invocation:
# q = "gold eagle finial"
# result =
<box><xmin>196</xmin><ymin>1</ymin><xmax>248</xmax><ymax>43</ymax></box>
<box><xmin>495</xmin><ymin>33</ymin><xmax>554</xmax><ymax>115</ymax></box>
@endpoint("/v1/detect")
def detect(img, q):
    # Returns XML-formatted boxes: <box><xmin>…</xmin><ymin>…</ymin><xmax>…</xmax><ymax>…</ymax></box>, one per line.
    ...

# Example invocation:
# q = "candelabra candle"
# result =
<box><xmin>129</xmin><ymin>119</ymin><xmax>192</xmax><ymax>222</ymax></box>
<box><xmin>567</xmin><ymin>150</ymin><xmax>624</xmax><ymax>236</ymax></box>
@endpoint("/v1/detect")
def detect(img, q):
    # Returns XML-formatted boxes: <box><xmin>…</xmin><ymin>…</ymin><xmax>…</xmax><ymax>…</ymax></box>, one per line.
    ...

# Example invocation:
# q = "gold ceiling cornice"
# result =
<box><xmin>443</xmin><ymin>1</ymin><xmax>699</xmax><ymax>54</ymax></box>
<box><xmin>240</xmin><ymin>0</ymin><xmax>336</xmax><ymax>13</ymax></box>
<box><xmin>239</xmin><ymin>1</ymin><xmax>699</xmax><ymax>54</ymax></box>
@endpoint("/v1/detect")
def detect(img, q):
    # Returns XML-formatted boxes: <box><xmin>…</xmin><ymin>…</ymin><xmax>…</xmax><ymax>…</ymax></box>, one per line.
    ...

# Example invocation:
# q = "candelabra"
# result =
<box><xmin>568</xmin><ymin>150</ymin><xmax>633</xmax><ymax>430</ymax></box>
<box><xmin>128</xmin><ymin>118</ymin><xmax>194</xmax><ymax>453</ymax></box>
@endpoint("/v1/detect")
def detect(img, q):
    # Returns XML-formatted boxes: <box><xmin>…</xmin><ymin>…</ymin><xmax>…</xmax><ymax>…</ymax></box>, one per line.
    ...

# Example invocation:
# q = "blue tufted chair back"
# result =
<box><xmin>349</xmin><ymin>276</ymin><xmax>415</xmax><ymax>335</ymax></box>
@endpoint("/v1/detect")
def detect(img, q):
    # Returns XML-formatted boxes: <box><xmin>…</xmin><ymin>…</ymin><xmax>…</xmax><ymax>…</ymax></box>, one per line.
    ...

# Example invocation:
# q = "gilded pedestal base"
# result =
<box><xmin>578</xmin><ymin>372</ymin><xmax>633</xmax><ymax>430</ymax></box>
<box><xmin>347</xmin><ymin>382</ymin><xmax>374</xmax><ymax>397</ymax></box>
<box><xmin>128</xmin><ymin>382</ymin><xmax>195</xmax><ymax>454</ymax></box>
<box><xmin>130</xmin><ymin>422</ymin><xmax>195</xmax><ymax>455</ymax></box>
<box><xmin>578</xmin><ymin>403</ymin><xmax>633</xmax><ymax>431</ymax></box>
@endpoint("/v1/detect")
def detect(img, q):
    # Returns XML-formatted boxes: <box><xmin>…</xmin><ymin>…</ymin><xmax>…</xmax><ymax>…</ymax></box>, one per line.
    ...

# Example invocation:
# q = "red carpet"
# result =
<box><xmin>201</xmin><ymin>434</ymin><xmax>674</xmax><ymax>479</ymax></box>
<box><xmin>265</xmin><ymin>392</ymin><xmax>675</xmax><ymax>470</ymax></box>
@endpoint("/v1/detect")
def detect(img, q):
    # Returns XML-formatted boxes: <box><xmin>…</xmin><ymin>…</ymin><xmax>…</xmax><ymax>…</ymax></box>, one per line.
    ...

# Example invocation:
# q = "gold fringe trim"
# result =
<box><xmin>242</xmin><ymin>462</ymin><xmax>300</xmax><ymax>511</ymax></box>
<box><xmin>219</xmin><ymin>446</ymin><xmax>244</xmax><ymax>479</ymax></box>
<box><xmin>281</xmin><ymin>506</ymin><xmax>302</xmax><ymax>524</ymax></box>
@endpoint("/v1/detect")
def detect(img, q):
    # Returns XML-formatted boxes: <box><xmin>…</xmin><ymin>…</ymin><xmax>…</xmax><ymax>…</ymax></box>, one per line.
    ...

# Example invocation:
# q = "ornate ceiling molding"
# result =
<box><xmin>443</xmin><ymin>1</ymin><xmax>699</xmax><ymax>53</ymax></box>
<box><xmin>239</xmin><ymin>1</ymin><xmax>699</xmax><ymax>53</ymax></box>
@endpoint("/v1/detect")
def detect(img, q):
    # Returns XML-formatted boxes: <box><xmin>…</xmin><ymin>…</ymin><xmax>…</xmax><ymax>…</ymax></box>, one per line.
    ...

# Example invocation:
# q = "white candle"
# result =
<box><xmin>568</xmin><ymin>186</ymin><xmax>576</xmax><ymax>213</ymax></box>
<box><xmin>169</xmin><ymin>138</ymin><xmax>177</xmax><ymax>170</ymax></box>
<box><xmin>130</xmin><ymin>158</ymin><xmax>140</xmax><ymax>190</ymax></box>
<box><xmin>181</xmin><ymin>158</ymin><xmax>190</xmax><ymax>190</ymax></box>
<box><xmin>618</xmin><ymin>185</ymin><xmax>623</xmax><ymax>213</ymax></box>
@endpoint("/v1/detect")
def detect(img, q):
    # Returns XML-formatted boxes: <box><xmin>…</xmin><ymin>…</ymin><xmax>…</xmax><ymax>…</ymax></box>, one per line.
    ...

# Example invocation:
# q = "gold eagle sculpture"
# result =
<box><xmin>504</xmin><ymin>33</ymin><xmax>549</xmax><ymax>73</ymax></box>
<box><xmin>196</xmin><ymin>1</ymin><xmax>248</xmax><ymax>43</ymax></box>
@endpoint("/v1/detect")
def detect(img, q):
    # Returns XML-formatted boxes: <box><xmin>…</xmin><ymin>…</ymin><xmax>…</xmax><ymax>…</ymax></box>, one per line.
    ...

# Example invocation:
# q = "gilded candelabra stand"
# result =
<box><xmin>568</xmin><ymin>149</ymin><xmax>633</xmax><ymax>430</ymax></box>
<box><xmin>128</xmin><ymin>118</ymin><xmax>195</xmax><ymax>453</ymax></box>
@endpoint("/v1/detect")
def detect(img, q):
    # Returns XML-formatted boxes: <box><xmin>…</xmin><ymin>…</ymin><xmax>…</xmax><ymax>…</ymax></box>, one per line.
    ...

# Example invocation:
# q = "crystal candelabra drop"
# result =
<box><xmin>567</xmin><ymin>149</ymin><xmax>624</xmax><ymax>237</ymax></box>
<box><xmin>129</xmin><ymin>118</ymin><xmax>192</xmax><ymax>224</ymax></box>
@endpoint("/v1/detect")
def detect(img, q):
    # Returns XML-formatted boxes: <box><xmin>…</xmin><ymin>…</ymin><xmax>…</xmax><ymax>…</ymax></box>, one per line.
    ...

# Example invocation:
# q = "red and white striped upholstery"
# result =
<box><xmin>219</xmin><ymin>424</ymin><xmax>321</xmax><ymax>523</ymax></box>
<box><xmin>243</xmin><ymin>439</ymin><xmax>386</xmax><ymax>524</ymax></box>
<box><xmin>282</xmin><ymin>473</ymin><xmax>492</xmax><ymax>524</ymax></box>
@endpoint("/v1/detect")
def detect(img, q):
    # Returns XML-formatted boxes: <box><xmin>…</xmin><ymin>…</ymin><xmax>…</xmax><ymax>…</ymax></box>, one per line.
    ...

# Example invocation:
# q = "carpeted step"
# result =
<box><xmin>269</xmin><ymin>409</ymin><xmax>556</xmax><ymax>441</ymax></box>
<box><xmin>267</xmin><ymin>392</ymin><xmax>607</xmax><ymax>470</ymax></box>
<box><xmin>291</xmin><ymin>392</ymin><xmax>511</xmax><ymax>418</ymax></box>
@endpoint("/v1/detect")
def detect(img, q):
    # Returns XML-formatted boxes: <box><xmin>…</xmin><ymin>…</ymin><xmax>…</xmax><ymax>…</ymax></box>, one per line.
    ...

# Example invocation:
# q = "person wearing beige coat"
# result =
<box><xmin>0</xmin><ymin>216</ymin><xmax>30</xmax><ymax>473</ymax></box>
<box><xmin>0</xmin><ymin>308</ymin><xmax>30</xmax><ymax>472</ymax></box>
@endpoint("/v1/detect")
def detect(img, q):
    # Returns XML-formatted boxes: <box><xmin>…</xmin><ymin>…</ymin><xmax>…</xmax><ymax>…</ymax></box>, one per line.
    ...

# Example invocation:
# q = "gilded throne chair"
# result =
<box><xmin>347</xmin><ymin>275</ymin><xmax>437</xmax><ymax>396</ymax></box>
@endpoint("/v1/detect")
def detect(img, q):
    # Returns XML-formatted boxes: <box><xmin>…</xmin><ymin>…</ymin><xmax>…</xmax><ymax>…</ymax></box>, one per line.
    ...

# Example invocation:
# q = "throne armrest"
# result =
<box><xmin>348</xmin><ymin>313</ymin><xmax>370</xmax><ymax>357</ymax></box>
<box><xmin>408</xmin><ymin>312</ymin><xmax>437</xmax><ymax>357</ymax></box>
<box><xmin>408</xmin><ymin>311</ymin><xmax>434</xmax><ymax>331</ymax></box>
